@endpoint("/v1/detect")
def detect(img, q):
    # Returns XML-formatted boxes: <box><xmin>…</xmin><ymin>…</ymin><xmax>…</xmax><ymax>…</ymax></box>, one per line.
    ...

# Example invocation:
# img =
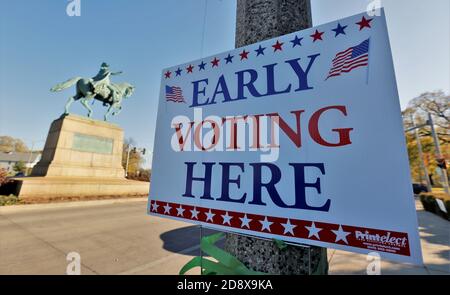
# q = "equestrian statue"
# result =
<box><xmin>50</xmin><ymin>63</ymin><xmax>135</xmax><ymax>121</ymax></box>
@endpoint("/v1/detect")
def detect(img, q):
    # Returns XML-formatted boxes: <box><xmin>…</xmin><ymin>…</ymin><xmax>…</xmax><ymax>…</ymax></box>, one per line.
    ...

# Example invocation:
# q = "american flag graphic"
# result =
<box><xmin>326</xmin><ymin>39</ymin><xmax>370</xmax><ymax>79</ymax></box>
<box><xmin>165</xmin><ymin>85</ymin><xmax>185</xmax><ymax>103</ymax></box>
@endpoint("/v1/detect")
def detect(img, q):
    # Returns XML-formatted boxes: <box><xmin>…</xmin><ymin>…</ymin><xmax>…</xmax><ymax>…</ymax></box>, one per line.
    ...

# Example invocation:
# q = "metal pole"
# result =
<box><xmin>427</xmin><ymin>113</ymin><xmax>449</xmax><ymax>193</ymax></box>
<box><xmin>26</xmin><ymin>141</ymin><xmax>35</xmax><ymax>176</ymax></box>
<box><xmin>125</xmin><ymin>144</ymin><xmax>132</xmax><ymax>177</ymax></box>
<box><xmin>411</xmin><ymin>115</ymin><xmax>432</xmax><ymax>191</ymax></box>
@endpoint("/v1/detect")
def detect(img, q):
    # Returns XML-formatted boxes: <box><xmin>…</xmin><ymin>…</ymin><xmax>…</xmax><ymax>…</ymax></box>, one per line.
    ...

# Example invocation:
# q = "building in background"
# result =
<box><xmin>0</xmin><ymin>152</ymin><xmax>41</xmax><ymax>174</ymax></box>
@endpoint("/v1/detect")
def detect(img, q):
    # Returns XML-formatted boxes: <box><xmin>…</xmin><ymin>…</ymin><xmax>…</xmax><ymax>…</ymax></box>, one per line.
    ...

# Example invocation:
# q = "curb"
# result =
<box><xmin>0</xmin><ymin>197</ymin><xmax>148</xmax><ymax>213</ymax></box>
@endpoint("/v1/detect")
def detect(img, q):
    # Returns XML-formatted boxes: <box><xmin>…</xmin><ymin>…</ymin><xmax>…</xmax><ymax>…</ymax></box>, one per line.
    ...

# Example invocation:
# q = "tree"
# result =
<box><xmin>127</xmin><ymin>168</ymin><xmax>151</xmax><ymax>182</ymax></box>
<box><xmin>13</xmin><ymin>161</ymin><xmax>26</xmax><ymax>174</ymax></box>
<box><xmin>402</xmin><ymin>91</ymin><xmax>449</xmax><ymax>187</ymax></box>
<box><xmin>138</xmin><ymin>168</ymin><xmax>151</xmax><ymax>181</ymax></box>
<box><xmin>0</xmin><ymin>168</ymin><xmax>9</xmax><ymax>186</ymax></box>
<box><xmin>407</xmin><ymin>91</ymin><xmax>449</xmax><ymax>144</ymax></box>
<box><xmin>121</xmin><ymin>138</ymin><xmax>145</xmax><ymax>177</ymax></box>
<box><xmin>0</xmin><ymin>136</ymin><xmax>29</xmax><ymax>152</ymax></box>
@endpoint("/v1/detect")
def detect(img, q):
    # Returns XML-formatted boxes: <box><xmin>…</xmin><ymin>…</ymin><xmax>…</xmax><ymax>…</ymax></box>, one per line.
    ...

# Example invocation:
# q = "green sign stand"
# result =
<box><xmin>180</xmin><ymin>227</ymin><xmax>327</xmax><ymax>275</ymax></box>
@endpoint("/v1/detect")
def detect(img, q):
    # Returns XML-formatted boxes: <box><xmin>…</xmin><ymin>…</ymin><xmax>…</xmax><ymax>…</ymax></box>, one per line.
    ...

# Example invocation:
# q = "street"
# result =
<box><xmin>0</xmin><ymin>198</ymin><xmax>448</xmax><ymax>275</ymax></box>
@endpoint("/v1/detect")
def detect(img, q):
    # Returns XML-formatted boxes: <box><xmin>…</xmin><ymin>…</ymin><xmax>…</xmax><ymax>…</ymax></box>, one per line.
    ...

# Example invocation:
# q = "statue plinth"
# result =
<box><xmin>15</xmin><ymin>115</ymin><xmax>149</xmax><ymax>199</ymax></box>
<box><xmin>31</xmin><ymin>114</ymin><xmax>125</xmax><ymax>178</ymax></box>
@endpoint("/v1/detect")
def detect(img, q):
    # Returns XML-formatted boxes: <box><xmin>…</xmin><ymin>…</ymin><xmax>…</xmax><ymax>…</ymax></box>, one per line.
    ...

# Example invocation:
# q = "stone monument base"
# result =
<box><xmin>31</xmin><ymin>114</ymin><xmax>126</xmax><ymax>178</ymax></box>
<box><xmin>14</xmin><ymin>176</ymin><xmax>149</xmax><ymax>199</ymax></box>
<box><xmin>14</xmin><ymin>114</ymin><xmax>149</xmax><ymax>200</ymax></box>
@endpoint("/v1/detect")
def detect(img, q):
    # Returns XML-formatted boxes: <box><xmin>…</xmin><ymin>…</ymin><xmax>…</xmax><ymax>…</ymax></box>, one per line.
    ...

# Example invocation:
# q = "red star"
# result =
<box><xmin>186</xmin><ymin>64</ymin><xmax>194</xmax><ymax>73</ymax></box>
<box><xmin>211</xmin><ymin>57</ymin><xmax>220</xmax><ymax>67</ymax></box>
<box><xmin>272</xmin><ymin>40</ymin><xmax>283</xmax><ymax>52</ymax></box>
<box><xmin>239</xmin><ymin>49</ymin><xmax>249</xmax><ymax>60</ymax></box>
<box><xmin>356</xmin><ymin>16</ymin><xmax>373</xmax><ymax>30</ymax></box>
<box><xmin>164</xmin><ymin>70</ymin><xmax>171</xmax><ymax>79</ymax></box>
<box><xmin>310</xmin><ymin>30</ymin><xmax>324</xmax><ymax>42</ymax></box>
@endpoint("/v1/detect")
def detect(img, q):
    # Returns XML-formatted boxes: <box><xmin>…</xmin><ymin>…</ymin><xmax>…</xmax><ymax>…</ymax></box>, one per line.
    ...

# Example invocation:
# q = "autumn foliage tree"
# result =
<box><xmin>403</xmin><ymin>91</ymin><xmax>449</xmax><ymax>186</ymax></box>
<box><xmin>0</xmin><ymin>169</ymin><xmax>9</xmax><ymax>187</ymax></box>
<box><xmin>407</xmin><ymin>91</ymin><xmax>449</xmax><ymax>143</ymax></box>
<box><xmin>121</xmin><ymin>138</ymin><xmax>146</xmax><ymax>178</ymax></box>
<box><xmin>0</xmin><ymin>136</ymin><xmax>29</xmax><ymax>152</ymax></box>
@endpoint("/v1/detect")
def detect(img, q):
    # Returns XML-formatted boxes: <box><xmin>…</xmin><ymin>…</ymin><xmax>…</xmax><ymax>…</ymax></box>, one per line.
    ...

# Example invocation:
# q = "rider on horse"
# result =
<box><xmin>91</xmin><ymin>62</ymin><xmax>123</xmax><ymax>105</ymax></box>
<box><xmin>50</xmin><ymin>62</ymin><xmax>134</xmax><ymax>121</ymax></box>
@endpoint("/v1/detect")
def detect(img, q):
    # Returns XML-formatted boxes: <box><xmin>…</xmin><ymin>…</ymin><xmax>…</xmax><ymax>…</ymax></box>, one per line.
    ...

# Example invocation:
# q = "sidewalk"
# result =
<box><xmin>327</xmin><ymin>199</ymin><xmax>450</xmax><ymax>275</ymax></box>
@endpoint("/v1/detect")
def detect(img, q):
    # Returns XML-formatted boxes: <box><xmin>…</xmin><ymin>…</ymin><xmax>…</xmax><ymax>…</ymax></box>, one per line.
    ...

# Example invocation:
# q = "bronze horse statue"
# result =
<box><xmin>50</xmin><ymin>64</ymin><xmax>135</xmax><ymax>121</ymax></box>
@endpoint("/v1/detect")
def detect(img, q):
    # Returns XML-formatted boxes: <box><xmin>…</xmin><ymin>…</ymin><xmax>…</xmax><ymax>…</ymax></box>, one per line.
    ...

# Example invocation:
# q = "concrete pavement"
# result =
<box><xmin>0</xmin><ymin>198</ymin><xmax>205</xmax><ymax>275</ymax></box>
<box><xmin>327</xmin><ymin>199</ymin><xmax>450</xmax><ymax>275</ymax></box>
<box><xmin>0</xmin><ymin>198</ymin><xmax>448</xmax><ymax>275</ymax></box>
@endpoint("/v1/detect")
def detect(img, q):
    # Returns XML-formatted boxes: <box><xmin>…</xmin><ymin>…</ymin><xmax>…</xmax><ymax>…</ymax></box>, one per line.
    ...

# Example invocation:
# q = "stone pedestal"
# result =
<box><xmin>15</xmin><ymin>115</ymin><xmax>149</xmax><ymax>199</ymax></box>
<box><xmin>31</xmin><ymin>114</ymin><xmax>125</xmax><ymax>178</ymax></box>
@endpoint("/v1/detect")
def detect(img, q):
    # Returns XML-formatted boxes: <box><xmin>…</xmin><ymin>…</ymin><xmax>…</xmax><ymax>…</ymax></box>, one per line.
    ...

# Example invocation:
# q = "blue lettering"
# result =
<box><xmin>285</xmin><ymin>54</ymin><xmax>320</xmax><ymax>91</ymax></box>
<box><xmin>289</xmin><ymin>163</ymin><xmax>331</xmax><ymax>212</ymax></box>
<box><xmin>263</xmin><ymin>63</ymin><xmax>291</xmax><ymax>96</ymax></box>
<box><xmin>235</xmin><ymin>69</ymin><xmax>263</xmax><ymax>101</ymax></box>
<box><xmin>217</xmin><ymin>162</ymin><xmax>247</xmax><ymax>203</ymax></box>
<box><xmin>212</xmin><ymin>75</ymin><xmax>232</xmax><ymax>103</ymax></box>
<box><xmin>182</xmin><ymin>161</ymin><xmax>330</xmax><ymax>212</ymax></box>
<box><xmin>182</xmin><ymin>162</ymin><xmax>214</xmax><ymax>200</ymax></box>
<box><xmin>191</xmin><ymin>79</ymin><xmax>215</xmax><ymax>107</ymax></box>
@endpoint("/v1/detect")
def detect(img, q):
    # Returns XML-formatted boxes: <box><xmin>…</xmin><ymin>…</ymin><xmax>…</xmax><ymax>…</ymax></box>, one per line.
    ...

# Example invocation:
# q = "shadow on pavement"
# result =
<box><xmin>159</xmin><ymin>225</ymin><xmax>224</xmax><ymax>256</ymax></box>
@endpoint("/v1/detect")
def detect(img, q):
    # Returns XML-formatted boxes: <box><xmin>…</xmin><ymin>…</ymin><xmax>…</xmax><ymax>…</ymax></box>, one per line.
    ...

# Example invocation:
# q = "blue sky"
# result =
<box><xmin>1</xmin><ymin>0</ymin><xmax>449</xmax><ymax>168</ymax></box>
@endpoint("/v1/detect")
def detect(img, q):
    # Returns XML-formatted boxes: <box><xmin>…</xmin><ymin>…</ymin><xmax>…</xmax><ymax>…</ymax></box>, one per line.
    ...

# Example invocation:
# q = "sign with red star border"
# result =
<box><xmin>149</xmin><ymin>10</ymin><xmax>423</xmax><ymax>265</ymax></box>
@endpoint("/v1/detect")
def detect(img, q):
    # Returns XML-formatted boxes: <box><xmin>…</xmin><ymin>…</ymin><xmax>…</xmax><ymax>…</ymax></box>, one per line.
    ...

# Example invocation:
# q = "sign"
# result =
<box><xmin>148</xmin><ymin>10</ymin><xmax>422</xmax><ymax>265</ymax></box>
<box><xmin>72</xmin><ymin>133</ymin><xmax>113</xmax><ymax>154</ymax></box>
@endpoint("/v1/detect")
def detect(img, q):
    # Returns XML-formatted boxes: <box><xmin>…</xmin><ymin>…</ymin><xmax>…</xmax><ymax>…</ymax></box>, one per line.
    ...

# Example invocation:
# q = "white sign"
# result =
<box><xmin>149</xmin><ymin>10</ymin><xmax>422</xmax><ymax>265</ymax></box>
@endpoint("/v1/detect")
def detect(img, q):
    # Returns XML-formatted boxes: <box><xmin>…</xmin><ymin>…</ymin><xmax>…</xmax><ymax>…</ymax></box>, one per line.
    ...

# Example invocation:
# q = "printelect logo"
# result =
<box><xmin>355</xmin><ymin>231</ymin><xmax>407</xmax><ymax>247</ymax></box>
